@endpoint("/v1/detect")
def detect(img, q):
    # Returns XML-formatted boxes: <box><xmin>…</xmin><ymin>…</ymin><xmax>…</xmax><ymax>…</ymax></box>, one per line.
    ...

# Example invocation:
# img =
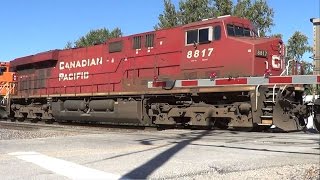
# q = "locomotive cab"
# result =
<box><xmin>181</xmin><ymin>16</ymin><xmax>284</xmax><ymax>79</ymax></box>
<box><xmin>0</xmin><ymin>62</ymin><xmax>15</xmax><ymax>96</ymax></box>
<box><xmin>224</xmin><ymin>19</ymin><xmax>284</xmax><ymax>77</ymax></box>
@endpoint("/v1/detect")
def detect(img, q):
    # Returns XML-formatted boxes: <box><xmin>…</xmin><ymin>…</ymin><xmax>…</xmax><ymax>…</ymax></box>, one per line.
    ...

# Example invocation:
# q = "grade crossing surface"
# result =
<box><xmin>0</xmin><ymin>127</ymin><xmax>319</xmax><ymax>179</ymax></box>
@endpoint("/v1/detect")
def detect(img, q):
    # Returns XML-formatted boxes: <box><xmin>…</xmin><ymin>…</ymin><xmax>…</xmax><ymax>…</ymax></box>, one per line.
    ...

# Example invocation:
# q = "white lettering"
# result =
<box><xmin>272</xmin><ymin>55</ymin><xmax>282</xmax><ymax>69</ymax></box>
<box><xmin>84</xmin><ymin>72</ymin><xmax>89</xmax><ymax>79</ymax></box>
<box><xmin>58</xmin><ymin>72</ymin><xmax>90</xmax><ymax>81</ymax></box>
<box><xmin>82</xmin><ymin>59</ymin><xmax>87</xmax><ymax>67</ymax></box>
<box><xmin>68</xmin><ymin>73</ymin><xmax>73</xmax><ymax>80</ymax></box>
<box><xmin>90</xmin><ymin>58</ymin><xmax>96</xmax><ymax>66</ymax></box>
<box><xmin>70</xmin><ymin>61</ymin><xmax>75</xmax><ymax>69</ymax></box>
<box><xmin>63</xmin><ymin>74</ymin><xmax>69</xmax><ymax>81</ymax></box>
<box><xmin>65</xmin><ymin>63</ymin><xmax>70</xmax><ymax>69</ymax></box>
<box><xmin>58</xmin><ymin>57</ymin><xmax>103</xmax><ymax>81</ymax></box>
<box><xmin>59</xmin><ymin>62</ymin><xmax>65</xmax><ymax>70</ymax></box>
<box><xmin>76</xmin><ymin>72</ymin><xmax>82</xmax><ymax>79</ymax></box>
<box><xmin>59</xmin><ymin>73</ymin><xmax>64</xmax><ymax>81</ymax></box>
<box><xmin>187</xmin><ymin>48</ymin><xmax>214</xmax><ymax>59</ymax></box>
<box><xmin>97</xmin><ymin>57</ymin><xmax>102</xmax><ymax>65</ymax></box>
<box><xmin>76</xmin><ymin>61</ymin><xmax>81</xmax><ymax>68</ymax></box>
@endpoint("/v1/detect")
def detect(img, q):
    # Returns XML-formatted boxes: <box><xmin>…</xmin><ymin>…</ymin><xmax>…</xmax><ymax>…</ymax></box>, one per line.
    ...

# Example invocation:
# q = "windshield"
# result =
<box><xmin>227</xmin><ymin>24</ymin><xmax>253</xmax><ymax>37</ymax></box>
<box><xmin>0</xmin><ymin>66</ymin><xmax>7</xmax><ymax>75</ymax></box>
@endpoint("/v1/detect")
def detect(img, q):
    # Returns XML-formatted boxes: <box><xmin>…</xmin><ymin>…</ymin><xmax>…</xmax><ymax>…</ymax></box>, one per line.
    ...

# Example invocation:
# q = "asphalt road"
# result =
<box><xmin>0</xmin><ymin>129</ymin><xmax>319</xmax><ymax>180</ymax></box>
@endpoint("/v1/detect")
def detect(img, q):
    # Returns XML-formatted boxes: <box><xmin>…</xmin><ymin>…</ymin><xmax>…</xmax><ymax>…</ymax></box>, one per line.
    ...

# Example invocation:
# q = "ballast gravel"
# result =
<box><xmin>0</xmin><ymin>128</ymin><xmax>78</xmax><ymax>140</ymax></box>
<box><xmin>168</xmin><ymin>163</ymin><xmax>320</xmax><ymax>180</ymax></box>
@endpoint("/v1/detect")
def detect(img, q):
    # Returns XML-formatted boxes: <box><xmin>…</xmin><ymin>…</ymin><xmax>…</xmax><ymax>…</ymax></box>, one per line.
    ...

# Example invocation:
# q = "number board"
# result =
<box><xmin>186</xmin><ymin>48</ymin><xmax>214</xmax><ymax>62</ymax></box>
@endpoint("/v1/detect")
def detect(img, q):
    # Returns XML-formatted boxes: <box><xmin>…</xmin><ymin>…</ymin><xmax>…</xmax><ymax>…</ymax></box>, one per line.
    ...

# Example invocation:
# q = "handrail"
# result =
<box><xmin>280</xmin><ymin>59</ymin><xmax>296</xmax><ymax>76</ymax></box>
<box><xmin>273</xmin><ymin>59</ymin><xmax>297</xmax><ymax>102</ymax></box>
<box><xmin>0</xmin><ymin>82</ymin><xmax>14</xmax><ymax>104</ymax></box>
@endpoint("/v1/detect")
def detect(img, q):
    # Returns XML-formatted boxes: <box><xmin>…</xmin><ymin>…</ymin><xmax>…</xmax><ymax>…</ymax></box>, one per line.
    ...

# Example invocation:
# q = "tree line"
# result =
<box><xmin>65</xmin><ymin>0</ymin><xmax>312</xmax><ymax>74</ymax></box>
<box><xmin>155</xmin><ymin>0</ymin><xmax>273</xmax><ymax>37</ymax></box>
<box><xmin>65</xmin><ymin>28</ymin><xmax>122</xmax><ymax>49</ymax></box>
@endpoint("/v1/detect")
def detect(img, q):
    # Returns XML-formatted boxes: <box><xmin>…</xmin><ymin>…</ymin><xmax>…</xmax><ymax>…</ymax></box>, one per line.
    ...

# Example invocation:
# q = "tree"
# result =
<box><xmin>286</xmin><ymin>31</ymin><xmax>312</xmax><ymax>76</ymax></box>
<box><xmin>64</xmin><ymin>41</ymin><xmax>73</xmax><ymax>49</ymax></box>
<box><xmin>213</xmin><ymin>0</ymin><xmax>233</xmax><ymax>16</ymax></box>
<box><xmin>270</xmin><ymin>33</ymin><xmax>283</xmax><ymax>39</ymax></box>
<box><xmin>155</xmin><ymin>0</ymin><xmax>179</xmax><ymax>29</ymax></box>
<box><xmin>155</xmin><ymin>0</ymin><xmax>274</xmax><ymax>36</ymax></box>
<box><xmin>233</xmin><ymin>0</ymin><xmax>251</xmax><ymax>18</ymax></box>
<box><xmin>287</xmin><ymin>31</ymin><xmax>312</xmax><ymax>60</ymax></box>
<box><xmin>66</xmin><ymin>27</ymin><xmax>123</xmax><ymax>48</ymax></box>
<box><xmin>178</xmin><ymin>0</ymin><xmax>215</xmax><ymax>25</ymax></box>
<box><xmin>233</xmin><ymin>0</ymin><xmax>274</xmax><ymax>37</ymax></box>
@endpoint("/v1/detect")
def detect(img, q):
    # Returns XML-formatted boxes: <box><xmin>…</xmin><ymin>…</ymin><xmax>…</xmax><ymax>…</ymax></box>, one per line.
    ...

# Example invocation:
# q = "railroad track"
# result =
<box><xmin>0</xmin><ymin>120</ymin><xmax>150</xmax><ymax>134</ymax></box>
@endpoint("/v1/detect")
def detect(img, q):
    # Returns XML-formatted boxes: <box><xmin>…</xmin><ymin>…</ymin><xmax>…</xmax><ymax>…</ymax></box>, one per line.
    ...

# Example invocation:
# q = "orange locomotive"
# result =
<box><xmin>0</xmin><ymin>62</ymin><xmax>15</xmax><ymax>118</ymax></box>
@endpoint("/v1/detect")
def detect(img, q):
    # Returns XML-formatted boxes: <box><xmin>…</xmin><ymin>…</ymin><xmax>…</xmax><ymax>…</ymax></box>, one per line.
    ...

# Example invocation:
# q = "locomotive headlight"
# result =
<box><xmin>256</xmin><ymin>50</ymin><xmax>268</xmax><ymax>57</ymax></box>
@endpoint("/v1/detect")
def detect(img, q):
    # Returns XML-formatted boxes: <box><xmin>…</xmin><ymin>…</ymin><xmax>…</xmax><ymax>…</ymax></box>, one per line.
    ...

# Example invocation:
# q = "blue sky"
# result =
<box><xmin>0</xmin><ymin>0</ymin><xmax>319</xmax><ymax>61</ymax></box>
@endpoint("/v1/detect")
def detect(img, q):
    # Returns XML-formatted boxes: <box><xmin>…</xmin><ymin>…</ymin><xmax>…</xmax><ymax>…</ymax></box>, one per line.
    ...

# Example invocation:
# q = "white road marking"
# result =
<box><xmin>9</xmin><ymin>151</ymin><xmax>121</xmax><ymax>180</ymax></box>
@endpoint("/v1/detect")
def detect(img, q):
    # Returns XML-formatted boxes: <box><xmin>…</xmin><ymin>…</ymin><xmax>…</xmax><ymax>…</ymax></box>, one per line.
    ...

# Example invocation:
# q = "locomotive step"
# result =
<box><xmin>265</xmin><ymin>92</ymin><xmax>277</xmax><ymax>98</ymax></box>
<box><xmin>261</xmin><ymin>107</ymin><xmax>273</xmax><ymax>111</ymax></box>
<box><xmin>260</xmin><ymin>115</ymin><xmax>273</xmax><ymax>119</ymax></box>
<box><xmin>258</xmin><ymin>119</ymin><xmax>273</xmax><ymax>125</ymax></box>
<box><xmin>263</xmin><ymin>100</ymin><xmax>275</xmax><ymax>104</ymax></box>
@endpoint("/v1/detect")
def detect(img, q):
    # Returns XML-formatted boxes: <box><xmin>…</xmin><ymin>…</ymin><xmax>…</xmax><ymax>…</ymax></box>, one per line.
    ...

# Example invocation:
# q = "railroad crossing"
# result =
<box><xmin>0</xmin><ymin>122</ymin><xmax>319</xmax><ymax>180</ymax></box>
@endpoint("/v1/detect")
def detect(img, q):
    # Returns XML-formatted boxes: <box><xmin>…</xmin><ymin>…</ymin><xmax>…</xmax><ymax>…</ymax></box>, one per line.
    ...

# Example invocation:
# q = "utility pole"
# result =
<box><xmin>310</xmin><ymin>18</ymin><xmax>320</xmax><ymax>100</ymax></box>
<box><xmin>310</xmin><ymin>18</ymin><xmax>320</xmax><ymax>75</ymax></box>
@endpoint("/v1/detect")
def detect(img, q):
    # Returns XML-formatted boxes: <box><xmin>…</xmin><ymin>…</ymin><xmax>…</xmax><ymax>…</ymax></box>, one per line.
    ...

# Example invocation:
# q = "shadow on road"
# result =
<box><xmin>84</xmin><ymin>143</ymin><xmax>171</xmax><ymax>165</ymax></box>
<box><xmin>121</xmin><ymin>130</ymin><xmax>211</xmax><ymax>179</ymax></box>
<box><xmin>189</xmin><ymin>143</ymin><xmax>320</xmax><ymax>155</ymax></box>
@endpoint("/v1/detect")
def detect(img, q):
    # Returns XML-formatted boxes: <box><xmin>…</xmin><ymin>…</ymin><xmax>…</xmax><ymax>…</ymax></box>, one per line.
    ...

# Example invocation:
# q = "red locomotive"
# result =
<box><xmin>7</xmin><ymin>16</ymin><xmax>310</xmax><ymax>131</ymax></box>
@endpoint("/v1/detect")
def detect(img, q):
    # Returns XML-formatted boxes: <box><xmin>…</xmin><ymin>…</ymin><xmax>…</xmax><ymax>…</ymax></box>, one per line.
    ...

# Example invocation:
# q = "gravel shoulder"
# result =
<box><xmin>0</xmin><ymin>128</ymin><xmax>79</xmax><ymax>140</ymax></box>
<box><xmin>170</xmin><ymin>163</ymin><xmax>320</xmax><ymax>180</ymax></box>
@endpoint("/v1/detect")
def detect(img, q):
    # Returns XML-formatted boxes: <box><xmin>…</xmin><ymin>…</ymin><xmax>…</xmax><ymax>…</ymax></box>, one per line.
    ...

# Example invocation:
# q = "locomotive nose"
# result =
<box><xmin>253</xmin><ymin>38</ymin><xmax>284</xmax><ymax>76</ymax></box>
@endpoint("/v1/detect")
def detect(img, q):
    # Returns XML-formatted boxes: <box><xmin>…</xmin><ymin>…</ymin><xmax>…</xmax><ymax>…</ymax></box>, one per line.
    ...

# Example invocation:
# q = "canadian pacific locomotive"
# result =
<box><xmin>3</xmin><ymin>16</ymin><xmax>318</xmax><ymax>132</ymax></box>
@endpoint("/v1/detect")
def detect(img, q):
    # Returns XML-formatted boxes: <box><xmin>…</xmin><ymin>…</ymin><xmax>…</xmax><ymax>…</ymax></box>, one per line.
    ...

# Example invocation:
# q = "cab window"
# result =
<box><xmin>227</xmin><ymin>24</ymin><xmax>252</xmax><ymax>37</ymax></box>
<box><xmin>186</xmin><ymin>27</ymin><xmax>213</xmax><ymax>45</ymax></box>
<box><xmin>199</xmin><ymin>28</ymin><xmax>209</xmax><ymax>42</ymax></box>
<box><xmin>186</xmin><ymin>30</ymin><xmax>198</xmax><ymax>44</ymax></box>
<box><xmin>227</xmin><ymin>24</ymin><xmax>235</xmax><ymax>36</ymax></box>
<box><xmin>214</xmin><ymin>26</ymin><xmax>221</xmax><ymax>40</ymax></box>
<box><xmin>235</xmin><ymin>26</ymin><xmax>244</xmax><ymax>36</ymax></box>
<box><xmin>244</xmin><ymin>28</ymin><xmax>251</xmax><ymax>37</ymax></box>
<box><xmin>0</xmin><ymin>66</ymin><xmax>7</xmax><ymax>75</ymax></box>
<box><xmin>185</xmin><ymin>25</ymin><xmax>221</xmax><ymax>45</ymax></box>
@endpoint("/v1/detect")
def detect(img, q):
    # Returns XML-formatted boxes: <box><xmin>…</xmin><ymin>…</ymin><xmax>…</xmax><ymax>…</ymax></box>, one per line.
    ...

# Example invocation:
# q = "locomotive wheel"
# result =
<box><xmin>214</xmin><ymin>120</ymin><xmax>229</xmax><ymax>130</ymax></box>
<box><xmin>30</xmin><ymin>118</ymin><xmax>39</xmax><ymax>123</ymax></box>
<box><xmin>44</xmin><ymin>114</ymin><xmax>54</xmax><ymax>124</ymax></box>
<box><xmin>17</xmin><ymin>117</ymin><xmax>25</xmax><ymax>122</ymax></box>
<box><xmin>45</xmin><ymin>119</ymin><xmax>54</xmax><ymax>124</ymax></box>
<box><xmin>156</xmin><ymin>125</ymin><xmax>174</xmax><ymax>131</ymax></box>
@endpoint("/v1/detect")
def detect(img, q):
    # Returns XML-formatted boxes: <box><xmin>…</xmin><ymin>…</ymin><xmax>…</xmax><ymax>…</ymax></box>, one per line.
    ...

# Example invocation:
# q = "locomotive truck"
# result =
<box><xmin>2</xmin><ymin>15</ymin><xmax>319</xmax><ymax>132</ymax></box>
